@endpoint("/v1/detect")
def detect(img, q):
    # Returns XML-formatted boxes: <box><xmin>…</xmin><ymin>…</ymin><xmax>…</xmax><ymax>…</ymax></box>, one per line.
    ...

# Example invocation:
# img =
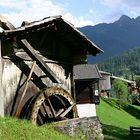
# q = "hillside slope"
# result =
<box><xmin>96</xmin><ymin>98</ymin><xmax>140</xmax><ymax>140</ymax></box>
<box><xmin>79</xmin><ymin>15</ymin><xmax>140</xmax><ymax>63</ymax></box>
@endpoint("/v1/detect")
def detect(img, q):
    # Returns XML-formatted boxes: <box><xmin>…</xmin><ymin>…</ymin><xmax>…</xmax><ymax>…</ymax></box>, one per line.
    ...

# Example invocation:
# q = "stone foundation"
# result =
<box><xmin>55</xmin><ymin>117</ymin><xmax>104</xmax><ymax>140</ymax></box>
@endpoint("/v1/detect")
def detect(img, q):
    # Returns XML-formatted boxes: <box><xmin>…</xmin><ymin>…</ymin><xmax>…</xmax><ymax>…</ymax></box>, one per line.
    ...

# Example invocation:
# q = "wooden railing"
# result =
<box><xmin>130</xmin><ymin>126</ymin><xmax>140</xmax><ymax>135</ymax></box>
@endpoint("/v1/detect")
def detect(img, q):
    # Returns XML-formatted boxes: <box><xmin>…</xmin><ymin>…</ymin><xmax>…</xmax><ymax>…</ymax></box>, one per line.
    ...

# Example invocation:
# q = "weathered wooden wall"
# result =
<box><xmin>99</xmin><ymin>75</ymin><xmax>111</xmax><ymax>91</ymax></box>
<box><xmin>2</xmin><ymin>52</ymin><xmax>72</xmax><ymax>116</ymax></box>
<box><xmin>0</xmin><ymin>40</ymin><xmax>4</xmax><ymax>116</ymax></box>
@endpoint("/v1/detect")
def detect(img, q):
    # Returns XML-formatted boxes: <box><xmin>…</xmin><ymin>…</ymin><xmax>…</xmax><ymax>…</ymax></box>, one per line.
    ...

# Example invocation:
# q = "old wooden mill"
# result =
<box><xmin>0</xmin><ymin>15</ymin><xmax>103</xmax><ymax>125</ymax></box>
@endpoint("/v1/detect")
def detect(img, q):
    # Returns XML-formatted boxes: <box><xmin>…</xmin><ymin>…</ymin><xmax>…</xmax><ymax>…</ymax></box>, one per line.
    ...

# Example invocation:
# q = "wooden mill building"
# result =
<box><xmin>74</xmin><ymin>64</ymin><xmax>101</xmax><ymax>117</ymax></box>
<box><xmin>0</xmin><ymin>15</ymin><xmax>103</xmax><ymax>124</ymax></box>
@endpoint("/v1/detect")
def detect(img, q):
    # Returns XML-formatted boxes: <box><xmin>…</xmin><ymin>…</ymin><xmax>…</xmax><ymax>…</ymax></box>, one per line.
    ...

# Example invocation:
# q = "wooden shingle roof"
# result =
<box><xmin>1</xmin><ymin>15</ymin><xmax>103</xmax><ymax>64</ymax></box>
<box><xmin>74</xmin><ymin>64</ymin><xmax>101</xmax><ymax>80</ymax></box>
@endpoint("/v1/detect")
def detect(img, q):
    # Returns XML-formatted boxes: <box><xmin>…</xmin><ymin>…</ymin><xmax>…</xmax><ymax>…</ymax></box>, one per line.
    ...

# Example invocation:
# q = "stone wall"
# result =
<box><xmin>55</xmin><ymin>117</ymin><xmax>104</xmax><ymax>140</ymax></box>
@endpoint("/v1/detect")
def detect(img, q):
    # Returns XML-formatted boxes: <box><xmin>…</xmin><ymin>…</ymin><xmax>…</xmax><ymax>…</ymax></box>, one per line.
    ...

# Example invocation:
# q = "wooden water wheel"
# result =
<box><xmin>31</xmin><ymin>87</ymin><xmax>78</xmax><ymax>125</ymax></box>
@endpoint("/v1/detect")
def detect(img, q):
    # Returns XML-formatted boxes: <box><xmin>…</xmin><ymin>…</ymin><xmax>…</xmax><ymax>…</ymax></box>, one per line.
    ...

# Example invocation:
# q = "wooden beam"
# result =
<box><xmin>15</xmin><ymin>61</ymin><xmax>36</xmax><ymax>117</ymax></box>
<box><xmin>21</xmin><ymin>39</ymin><xmax>60</xmax><ymax>83</ymax></box>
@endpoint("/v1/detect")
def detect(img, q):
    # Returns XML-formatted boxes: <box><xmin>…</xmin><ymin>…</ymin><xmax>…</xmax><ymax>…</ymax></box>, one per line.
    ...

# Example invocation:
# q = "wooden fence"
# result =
<box><xmin>130</xmin><ymin>126</ymin><xmax>140</xmax><ymax>135</ymax></box>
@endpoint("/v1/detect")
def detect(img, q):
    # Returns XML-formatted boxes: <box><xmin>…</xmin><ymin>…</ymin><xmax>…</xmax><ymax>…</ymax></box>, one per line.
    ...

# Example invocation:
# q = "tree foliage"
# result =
<box><xmin>98</xmin><ymin>47</ymin><xmax>140</xmax><ymax>78</ymax></box>
<box><xmin>112</xmin><ymin>79</ymin><xmax>129</xmax><ymax>107</ymax></box>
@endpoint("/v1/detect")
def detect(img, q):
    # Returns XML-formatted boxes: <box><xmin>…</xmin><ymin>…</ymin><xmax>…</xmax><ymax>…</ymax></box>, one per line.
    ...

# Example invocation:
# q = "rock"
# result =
<box><xmin>54</xmin><ymin>116</ymin><xmax>104</xmax><ymax>140</ymax></box>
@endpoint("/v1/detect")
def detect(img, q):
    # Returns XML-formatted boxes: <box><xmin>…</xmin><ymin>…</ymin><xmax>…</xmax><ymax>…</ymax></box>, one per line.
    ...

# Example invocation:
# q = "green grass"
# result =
<box><xmin>96</xmin><ymin>97</ymin><xmax>140</xmax><ymax>140</ymax></box>
<box><xmin>1</xmin><ymin>98</ymin><xmax>140</xmax><ymax>140</ymax></box>
<box><xmin>0</xmin><ymin>117</ymin><xmax>81</xmax><ymax>140</ymax></box>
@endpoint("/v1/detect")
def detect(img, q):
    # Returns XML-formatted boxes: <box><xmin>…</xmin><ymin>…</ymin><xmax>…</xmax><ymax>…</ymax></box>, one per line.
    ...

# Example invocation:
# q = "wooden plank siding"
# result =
<box><xmin>2</xmin><ymin>55</ymin><xmax>71</xmax><ymax>115</ymax></box>
<box><xmin>0</xmin><ymin>40</ymin><xmax>4</xmax><ymax>116</ymax></box>
<box><xmin>0</xmin><ymin>15</ymin><xmax>103</xmax><ymax>117</ymax></box>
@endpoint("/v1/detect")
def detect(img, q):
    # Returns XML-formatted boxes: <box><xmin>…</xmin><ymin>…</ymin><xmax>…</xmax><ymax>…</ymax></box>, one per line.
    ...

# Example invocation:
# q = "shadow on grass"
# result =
<box><xmin>101</xmin><ymin>97</ymin><xmax>120</xmax><ymax>110</ymax></box>
<box><xmin>102</xmin><ymin>123</ymin><xmax>140</xmax><ymax>140</ymax></box>
<box><xmin>122</xmin><ymin>104</ymin><xmax>140</xmax><ymax>121</ymax></box>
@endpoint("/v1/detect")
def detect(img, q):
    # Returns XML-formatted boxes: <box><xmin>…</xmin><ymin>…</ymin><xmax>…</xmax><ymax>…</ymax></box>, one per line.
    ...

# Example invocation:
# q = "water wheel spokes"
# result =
<box><xmin>31</xmin><ymin>87</ymin><xmax>78</xmax><ymax>125</ymax></box>
<box><xmin>58</xmin><ymin>103</ymin><xmax>76</xmax><ymax>118</ymax></box>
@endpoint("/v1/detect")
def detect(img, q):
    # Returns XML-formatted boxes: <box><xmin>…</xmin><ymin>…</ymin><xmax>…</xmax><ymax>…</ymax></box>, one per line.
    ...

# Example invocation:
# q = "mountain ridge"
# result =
<box><xmin>79</xmin><ymin>15</ymin><xmax>140</xmax><ymax>63</ymax></box>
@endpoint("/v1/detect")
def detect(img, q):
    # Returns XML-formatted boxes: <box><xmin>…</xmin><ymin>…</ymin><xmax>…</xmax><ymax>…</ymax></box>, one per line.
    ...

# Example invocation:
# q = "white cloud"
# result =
<box><xmin>123</xmin><ymin>0</ymin><xmax>140</xmax><ymax>7</ymax></box>
<box><xmin>0</xmin><ymin>0</ymin><xmax>94</xmax><ymax>27</ymax></box>
<box><xmin>1</xmin><ymin>0</ymin><xmax>63</xmax><ymax>27</ymax></box>
<box><xmin>100</xmin><ymin>0</ymin><xmax>140</xmax><ymax>19</ymax></box>
<box><xmin>89</xmin><ymin>9</ymin><xmax>94</xmax><ymax>14</ymax></box>
<box><xmin>2</xmin><ymin>0</ymin><xmax>140</xmax><ymax>27</ymax></box>
<box><xmin>87</xmin><ymin>0</ymin><xmax>140</xmax><ymax>25</ymax></box>
<box><xmin>63</xmin><ymin>13</ymin><xmax>94</xmax><ymax>27</ymax></box>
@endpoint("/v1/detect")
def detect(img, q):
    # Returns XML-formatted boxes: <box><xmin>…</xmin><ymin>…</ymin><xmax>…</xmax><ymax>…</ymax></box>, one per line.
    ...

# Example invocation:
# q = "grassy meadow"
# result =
<box><xmin>96</xmin><ymin>97</ymin><xmax>140</xmax><ymax>140</ymax></box>
<box><xmin>0</xmin><ymin>117</ymin><xmax>82</xmax><ymax>140</ymax></box>
<box><xmin>0</xmin><ymin>97</ymin><xmax>140</xmax><ymax>140</ymax></box>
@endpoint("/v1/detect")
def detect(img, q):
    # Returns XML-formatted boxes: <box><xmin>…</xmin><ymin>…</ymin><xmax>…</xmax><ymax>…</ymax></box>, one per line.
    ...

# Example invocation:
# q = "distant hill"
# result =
<box><xmin>98</xmin><ymin>47</ymin><xmax>140</xmax><ymax>77</ymax></box>
<box><xmin>79</xmin><ymin>15</ymin><xmax>140</xmax><ymax>63</ymax></box>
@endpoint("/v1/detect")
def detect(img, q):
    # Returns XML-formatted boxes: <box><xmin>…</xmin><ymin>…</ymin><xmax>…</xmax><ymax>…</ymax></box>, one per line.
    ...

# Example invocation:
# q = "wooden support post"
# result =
<box><xmin>71</xmin><ymin>65</ymin><xmax>76</xmax><ymax>101</ymax></box>
<box><xmin>21</xmin><ymin>39</ymin><xmax>60</xmax><ymax>83</ymax></box>
<box><xmin>15</xmin><ymin>61</ymin><xmax>36</xmax><ymax>117</ymax></box>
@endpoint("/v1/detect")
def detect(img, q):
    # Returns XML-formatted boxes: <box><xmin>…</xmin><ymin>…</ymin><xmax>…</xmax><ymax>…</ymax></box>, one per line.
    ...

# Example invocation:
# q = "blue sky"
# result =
<box><xmin>0</xmin><ymin>0</ymin><xmax>140</xmax><ymax>27</ymax></box>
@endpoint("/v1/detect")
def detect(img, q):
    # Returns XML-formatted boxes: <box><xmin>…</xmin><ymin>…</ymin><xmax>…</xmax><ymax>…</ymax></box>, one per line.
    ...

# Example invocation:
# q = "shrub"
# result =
<box><xmin>128</xmin><ymin>93</ymin><xmax>140</xmax><ymax>104</ymax></box>
<box><xmin>112</xmin><ymin>79</ymin><xmax>129</xmax><ymax>108</ymax></box>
